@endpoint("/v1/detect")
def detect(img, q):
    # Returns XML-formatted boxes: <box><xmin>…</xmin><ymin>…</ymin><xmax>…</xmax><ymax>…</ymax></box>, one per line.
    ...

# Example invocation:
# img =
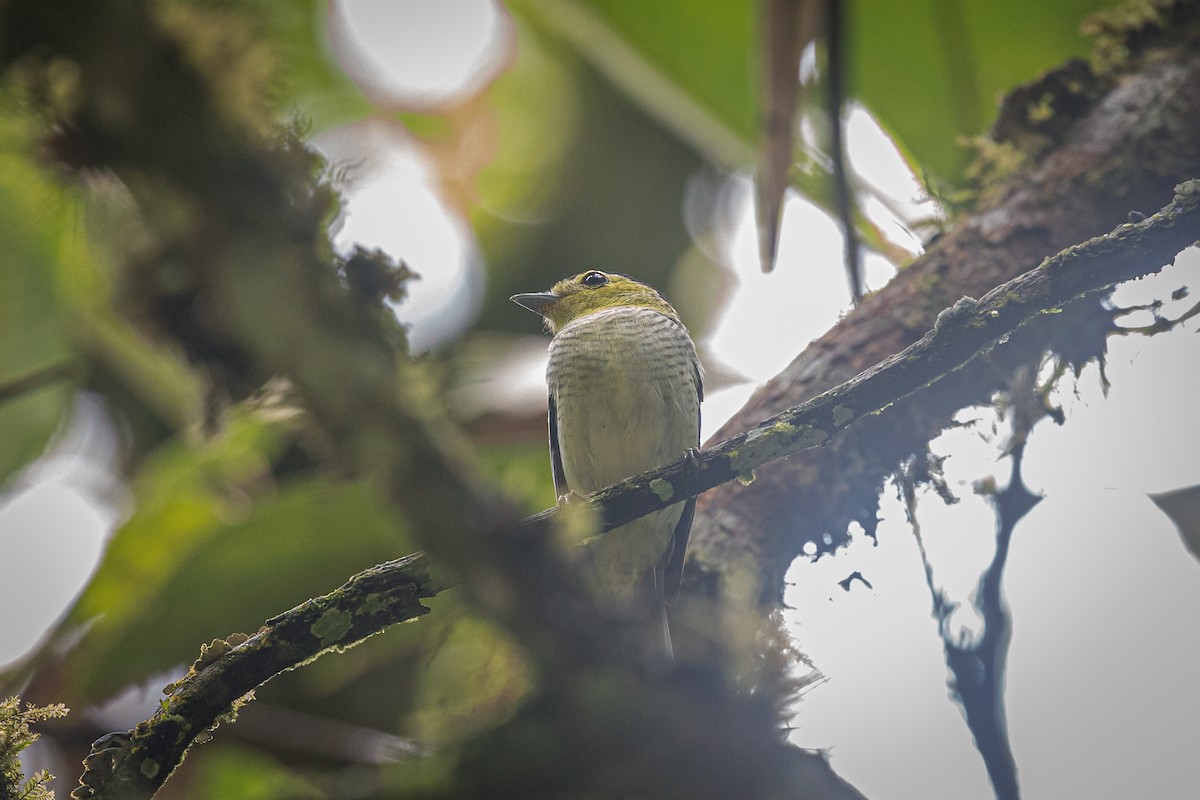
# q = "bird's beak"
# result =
<box><xmin>510</xmin><ymin>292</ymin><xmax>558</xmax><ymax>315</ymax></box>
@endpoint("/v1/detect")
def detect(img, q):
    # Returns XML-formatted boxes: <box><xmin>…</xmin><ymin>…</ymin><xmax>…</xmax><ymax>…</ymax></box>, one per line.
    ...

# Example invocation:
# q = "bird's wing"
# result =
<box><xmin>548</xmin><ymin>393</ymin><xmax>569</xmax><ymax>498</ymax></box>
<box><xmin>661</xmin><ymin>496</ymin><xmax>695</xmax><ymax>603</ymax></box>
<box><xmin>662</xmin><ymin>367</ymin><xmax>702</xmax><ymax>603</ymax></box>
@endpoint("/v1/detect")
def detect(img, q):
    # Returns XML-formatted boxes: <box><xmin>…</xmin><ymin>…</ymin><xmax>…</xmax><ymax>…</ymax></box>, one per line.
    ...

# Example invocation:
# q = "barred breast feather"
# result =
<box><xmin>546</xmin><ymin>306</ymin><xmax>702</xmax><ymax>603</ymax></box>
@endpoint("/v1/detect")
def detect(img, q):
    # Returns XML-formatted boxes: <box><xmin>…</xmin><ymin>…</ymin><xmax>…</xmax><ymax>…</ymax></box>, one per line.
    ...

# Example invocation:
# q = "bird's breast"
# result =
<box><xmin>547</xmin><ymin>306</ymin><xmax>700</xmax><ymax>494</ymax></box>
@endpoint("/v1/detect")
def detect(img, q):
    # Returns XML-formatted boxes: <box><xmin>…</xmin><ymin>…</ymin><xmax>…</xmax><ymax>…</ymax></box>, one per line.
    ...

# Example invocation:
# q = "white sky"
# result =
<box><xmin>2</xmin><ymin>4</ymin><xmax>1198</xmax><ymax>798</ymax></box>
<box><xmin>785</xmin><ymin>286</ymin><xmax>1200</xmax><ymax>798</ymax></box>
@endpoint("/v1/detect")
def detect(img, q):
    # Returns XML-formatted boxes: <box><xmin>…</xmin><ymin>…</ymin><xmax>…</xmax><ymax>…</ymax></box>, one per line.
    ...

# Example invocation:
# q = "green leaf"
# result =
<box><xmin>406</xmin><ymin>615</ymin><xmax>532</xmax><ymax>745</ymax></box>
<box><xmin>512</xmin><ymin>0</ymin><xmax>757</xmax><ymax>166</ymax></box>
<box><xmin>515</xmin><ymin>0</ymin><xmax>1115</xmax><ymax>193</ymax></box>
<box><xmin>53</xmin><ymin>410</ymin><xmax>413</xmax><ymax>700</ymax></box>
<box><xmin>849</xmin><ymin>0</ymin><xmax>1112</xmax><ymax>184</ymax></box>
<box><xmin>250</xmin><ymin>0</ymin><xmax>377</xmax><ymax>132</ymax></box>
<box><xmin>159</xmin><ymin>0</ymin><xmax>375</xmax><ymax>133</ymax></box>
<box><xmin>0</xmin><ymin>110</ymin><xmax>76</xmax><ymax>485</ymax></box>
<box><xmin>188</xmin><ymin>744</ymin><xmax>324</xmax><ymax>800</ymax></box>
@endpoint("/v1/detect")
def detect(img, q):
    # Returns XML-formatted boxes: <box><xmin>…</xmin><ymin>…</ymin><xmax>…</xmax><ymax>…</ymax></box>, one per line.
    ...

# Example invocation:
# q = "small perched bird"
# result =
<box><xmin>511</xmin><ymin>270</ymin><xmax>702</xmax><ymax>659</ymax></box>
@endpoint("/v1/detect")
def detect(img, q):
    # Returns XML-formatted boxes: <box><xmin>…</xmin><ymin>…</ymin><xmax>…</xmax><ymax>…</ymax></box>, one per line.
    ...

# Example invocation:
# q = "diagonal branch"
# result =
<box><xmin>690</xmin><ymin>29</ymin><xmax>1200</xmax><ymax>593</ymax></box>
<box><xmin>74</xmin><ymin>556</ymin><xmax>444</xmax><ymax>800</ymax></box>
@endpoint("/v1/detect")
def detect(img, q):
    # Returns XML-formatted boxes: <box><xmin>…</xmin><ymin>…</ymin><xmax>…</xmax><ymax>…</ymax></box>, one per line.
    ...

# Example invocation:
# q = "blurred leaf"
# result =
<box><xmin>64</xmin><ymin>188</ymin><xmax>206</xmax><ymax>444</ymax></box>
<box><xmin>51</xmin><ymin>409</ymin><xmax>412</xmax><ymax>700</ymax></box>
<box><xmin>259</xmin><ymin>591</ymin><xmax>462</xmax><ymax>734</ymax></box>
<box><xmin>0</xmin><ymin>107</ymin><xmax>76</xmax><ymax>485</ymax></box>
<box><xmin>476</xmin><ymin>438</ymin><xmax>558</xmax><ymax>514</ymax></box>
<box><xmin>511</xmin><ymin>0</ymin><xmax>1115</xmax><ymax>218</ymax></box>
<box><xmin>184</xmin><ymin>744</ymin><xmax>323</xmax><ymax>800</ymax></box>
<box><xmin>1152</xmin><ymin>484</ymin><xmax>1200</xmax><ymax>564</ymax></box>
<box><xmin>848</xmin><ymin>0</ymin><xmax>1111</xmax><ymax>185</ymax></box>
<box><xmin>406</xmin><ymin>615</ymin><xmax>532</xmax><ymax>746</ymax></box>
<box><xmin>500</xmin><ymin>1</ymin><xmax>896</xmax><ymax>281</ymax></box>
<box><xmin>153</xmin><ymin>0</ymin><xmax>379</xmax><ymax>135</ymax></box>
<box><xmin>471</xmin><ymin>42</ymin><xmax>703</xmax><ymax>333</ymax></box>
<box><xmin>211</xmin><ymin>0</ymin><xmax>375</xmax><ymax>133</ymax></box>
<box><xmin>74</xmin><ymin>314</ymin><xmax>205</xmax><ymax>448</ymax></box>
<box><xmin>471</xmin><ymin>22</ymin><xmax>580</xmax><ymax>239</ymax></box>
<box><xmin>512</xmin><ymin>0</ymin><xmax>757</xmax><ymax>166</ymax></box>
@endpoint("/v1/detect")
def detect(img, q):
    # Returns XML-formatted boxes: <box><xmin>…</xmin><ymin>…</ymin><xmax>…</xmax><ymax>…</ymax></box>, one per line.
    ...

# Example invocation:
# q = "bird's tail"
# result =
<box><xmin>660</xmin><ymin>600</ymin><xmax>675</xmax><ymax>663</ymax></box>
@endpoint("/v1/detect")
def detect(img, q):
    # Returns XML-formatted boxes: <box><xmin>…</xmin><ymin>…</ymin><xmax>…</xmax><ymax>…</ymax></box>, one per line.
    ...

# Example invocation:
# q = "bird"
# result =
<box><xmin>511</xmin><ymin>270</ymin><xmax>702</xmax><ymax>660</ymax></box>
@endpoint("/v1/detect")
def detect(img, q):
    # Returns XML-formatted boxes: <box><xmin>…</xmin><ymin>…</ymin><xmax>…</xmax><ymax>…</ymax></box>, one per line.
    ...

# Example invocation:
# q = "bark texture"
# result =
<box><xmin>686</xmin><ymin>22</ymin><xmax>1200</xmax><ymax>599</ymax></box>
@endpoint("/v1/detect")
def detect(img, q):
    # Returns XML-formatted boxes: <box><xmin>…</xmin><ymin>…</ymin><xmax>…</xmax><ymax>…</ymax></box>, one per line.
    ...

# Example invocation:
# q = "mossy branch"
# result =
<box><xmin>73</xmin><ymin>556</ymin><xmax>443</xmax><ymax>800</ymax></box>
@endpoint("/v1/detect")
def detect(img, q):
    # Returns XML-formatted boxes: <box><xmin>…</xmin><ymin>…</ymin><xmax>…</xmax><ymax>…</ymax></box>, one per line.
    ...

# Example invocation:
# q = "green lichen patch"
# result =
<box><xmin>310</xmin><ymin>609</ymin><xmax>353</xmax><ymax>647</ymax></box>
<box><xmin>362</xmin><ymin>593</ymin><xmax>387</xmax><ymax>615</ymax></box>
<box><xmin>648</xmin><ymin>477</ymin><xmax>675</xmax><ymax>502</ymax></box>
<box><xmin>795</xmin><ymin>427</ymin><xmax>828</xmax><ymax>449</ymax></box>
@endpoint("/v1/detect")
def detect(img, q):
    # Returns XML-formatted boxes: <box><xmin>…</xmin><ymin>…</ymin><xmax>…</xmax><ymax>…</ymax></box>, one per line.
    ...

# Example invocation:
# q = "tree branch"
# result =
<box><xmin>690</xmin><ymin>22</ymin><xmax>1200</xmax><ymax>595</ymax></box>
<box><xmin>74</xmin><ymin>555</ymin><xmax>443</xmax><ymax>800</ymax></box>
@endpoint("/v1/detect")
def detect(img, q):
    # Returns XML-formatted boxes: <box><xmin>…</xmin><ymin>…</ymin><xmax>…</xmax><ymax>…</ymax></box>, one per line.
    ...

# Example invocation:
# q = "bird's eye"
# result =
<box><xmin>581</xmin><ymin>271</ymin><xmax>608</xmax><ymax>288</ymax></box>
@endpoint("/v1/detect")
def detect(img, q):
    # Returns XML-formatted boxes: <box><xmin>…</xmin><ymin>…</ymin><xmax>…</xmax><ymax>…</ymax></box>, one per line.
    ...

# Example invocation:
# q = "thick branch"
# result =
<box><xmin>690</xmin><ymin>32</ymin><xmax>1200</xmax><ymax>593</ymax></box>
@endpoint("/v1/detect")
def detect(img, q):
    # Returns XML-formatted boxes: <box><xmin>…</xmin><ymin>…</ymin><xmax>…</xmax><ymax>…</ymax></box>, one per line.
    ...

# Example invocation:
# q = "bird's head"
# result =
<box><xmin>510</xmin><ymin>270</ymin><xmax>680</xmax><ymax>334</ymax></box>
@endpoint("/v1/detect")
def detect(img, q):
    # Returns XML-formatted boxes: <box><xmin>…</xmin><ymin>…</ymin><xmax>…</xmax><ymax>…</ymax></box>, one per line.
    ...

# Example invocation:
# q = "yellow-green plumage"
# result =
<box><xmin>512</xmin><ymin>271</ymin><xmax>702</xmax><ymax>658</ymax></box>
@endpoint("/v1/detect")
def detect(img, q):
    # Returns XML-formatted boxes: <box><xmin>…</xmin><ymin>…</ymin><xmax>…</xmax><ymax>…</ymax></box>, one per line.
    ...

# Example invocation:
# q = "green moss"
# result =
<box><xmin>362</xmin><ymin>593</ymin><xmax>387</xmax><ymax>615</ymax></box>
<box><xmin>648</xmin><ymin>477</ymin><xmax>674</xmax><ymax>502</ymax></box>
<box><xmin>797</xmin><ymin>427</ymin><xmax>828</xmax><ymax>448</ymax></box>
<box><xmin>962</xmin><ymin>137</ymin><xmax>1029</xmax><ymax>203</ymax></box>
<box><xmin>310</xmin><ymin>609</ymin><xmax>353</xmax><ymax>647</ymax></box>
<box><xmin>1027</xmin><ymin>93</ymin><xmax>1056</xmax><ymax>124</ymax></box>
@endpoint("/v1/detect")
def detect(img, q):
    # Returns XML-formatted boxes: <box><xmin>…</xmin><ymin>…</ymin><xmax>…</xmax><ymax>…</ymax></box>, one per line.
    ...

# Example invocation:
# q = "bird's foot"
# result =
<box><xmin>683</xmin><ymin>446</ymin><xmax>701</xmax><ymax>481</ymax></box>
<box><xmin>556</xmin><ymin>489</ymin><xmax>586</xmax><ymax>508</ymax></box>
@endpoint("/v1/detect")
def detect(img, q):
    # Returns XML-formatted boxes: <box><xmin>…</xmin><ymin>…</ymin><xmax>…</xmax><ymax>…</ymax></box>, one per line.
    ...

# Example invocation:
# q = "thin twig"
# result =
<box><xmin>0</xmin><ymin>362</ymin><xmax>75</xmax><ymax>405</ymax></box>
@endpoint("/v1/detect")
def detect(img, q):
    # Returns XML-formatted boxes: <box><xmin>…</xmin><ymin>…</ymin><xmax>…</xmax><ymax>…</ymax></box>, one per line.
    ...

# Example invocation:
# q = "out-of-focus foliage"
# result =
<box><xmin>848</xmin><ymin>0</ymin><xmax>1112</xmax><ymax>187</ymax></box>
<box><xmin>506</xmin><ymin>0</ymin><xmax>1111</xmax><ymax>218</ymax></box>
<box><xmin>50</xmin><ymin>410</ymin><xmax>414</xmax><ymax>701</ymax></box>
<box><xmin>185</xmin><ymin>745</ymin><xmax>325</xmax><ymax>800</ymax></box>
<box><xmin>467</xmin><ymin>25</ymin><xmax>706</xmax><ymax>333</ymax></box>
<box><xmin>0</xmin><ymin>110</ymin><xmax>75</xmax><ymax>481</ymax></box>
<box><xmin>405</xmin><ymin>614</ymin><xmax>532</xmax><ymax>745</ymax></box>
<box><xmin>511</xmin><ymin>0</ymin><xmax>757</xmax><ymax>161</ymax></box>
